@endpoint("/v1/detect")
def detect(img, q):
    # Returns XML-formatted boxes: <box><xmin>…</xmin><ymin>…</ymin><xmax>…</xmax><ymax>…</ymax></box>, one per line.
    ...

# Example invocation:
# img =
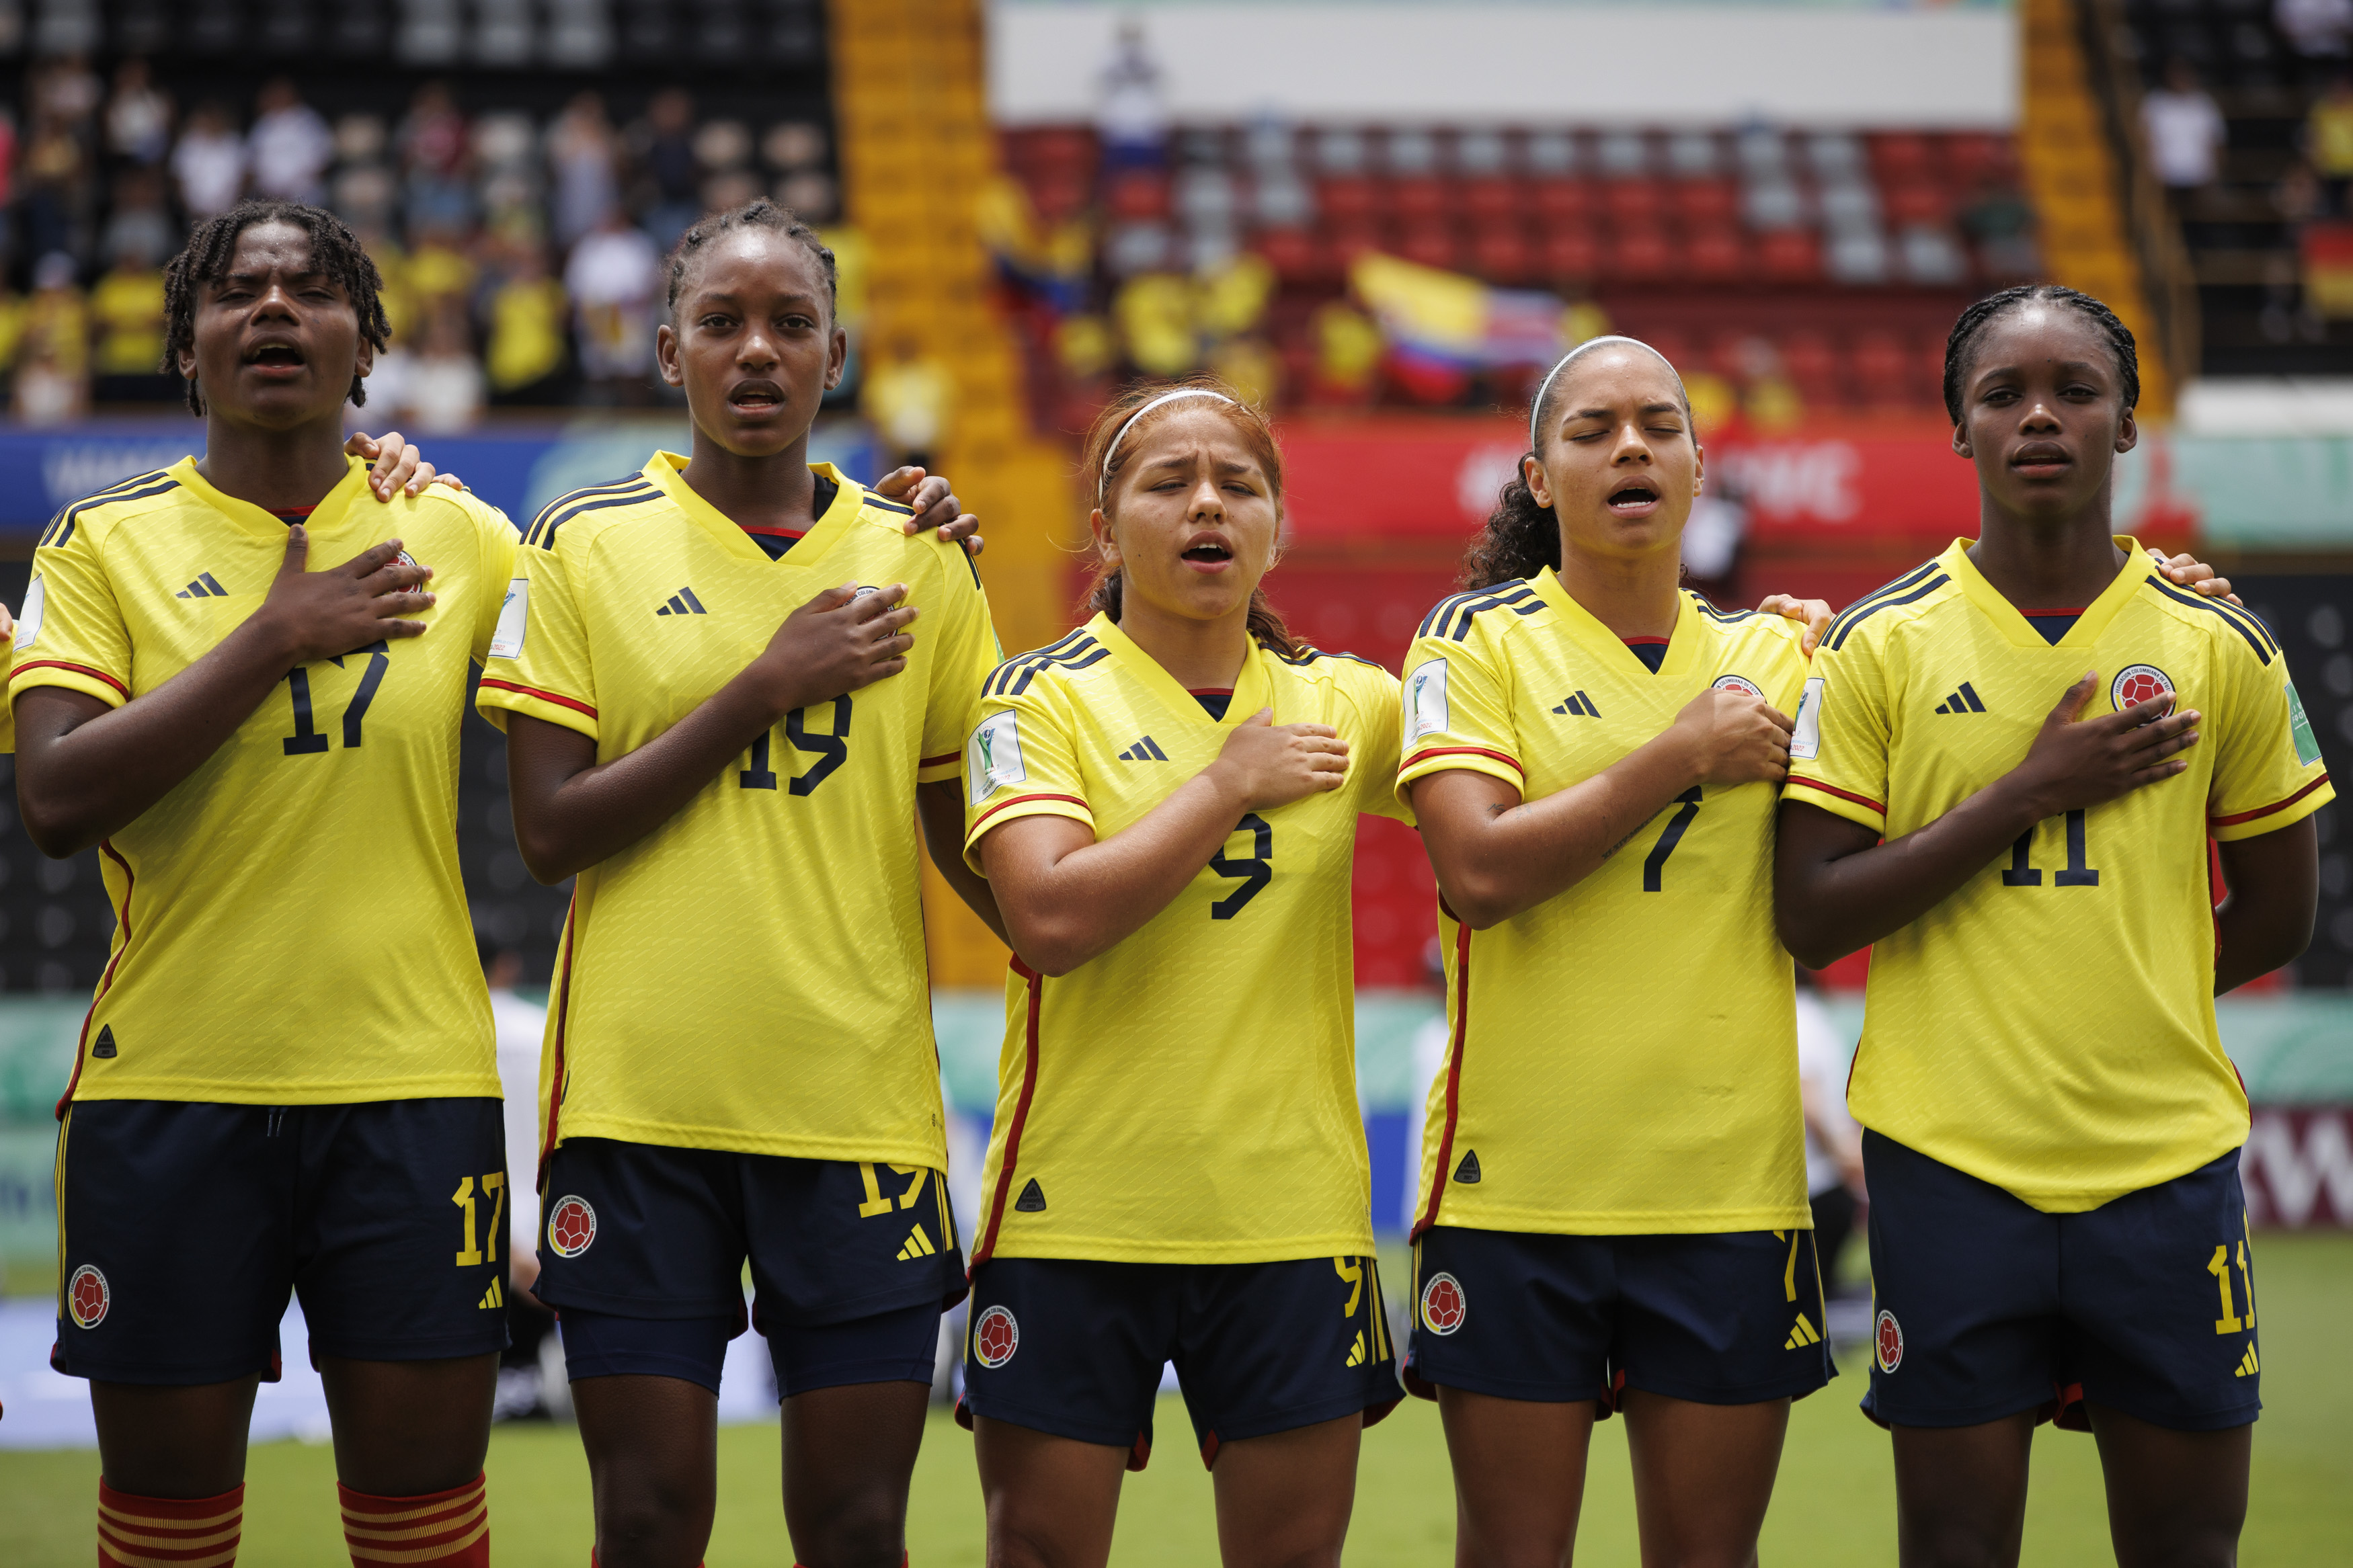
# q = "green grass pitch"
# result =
<box><xmin>5</xmin><ymin>1233</ymin><xmax>2348</xmax><ymax>1565</ymax></box>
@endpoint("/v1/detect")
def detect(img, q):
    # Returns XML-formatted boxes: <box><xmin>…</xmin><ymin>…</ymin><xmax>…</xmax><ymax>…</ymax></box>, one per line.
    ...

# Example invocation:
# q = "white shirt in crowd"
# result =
<box><xmin>2143</xmin><ymin>88</ymin><xmax>2227</xmax><ymax>188</ymax></box>
<box><xmin>248</xmin><ymin>102</ymin><xmax>334</xmax><ymax>205</ymax></box>
<box><xmin>171</xmin><ymin>128</ymin><xmax>248</xmax><ymax>221</ymax></box>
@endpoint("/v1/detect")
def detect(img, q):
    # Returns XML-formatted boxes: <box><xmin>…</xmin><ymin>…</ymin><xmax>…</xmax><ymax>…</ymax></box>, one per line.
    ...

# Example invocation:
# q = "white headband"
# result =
<box><xmin>1527</xmin><ymin>335</ymin><xmax>1671</xmax><ymax>448</ymax></box>
<box><xmin>1099</xmin><ymin>388</ymin><xmax>1239</xmax><ymax>503</ymax></box>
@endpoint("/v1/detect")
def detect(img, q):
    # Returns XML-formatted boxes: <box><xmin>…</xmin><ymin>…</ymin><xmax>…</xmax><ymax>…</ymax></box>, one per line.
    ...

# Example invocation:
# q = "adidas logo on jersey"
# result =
<box><xmin>174</xmin><ymin>573</ymin><xmax>228</xmax><ymax>600</ymax></box>
<box><xmin>2235</xmin><ymin>1342</ymin><xmax>2260</xmax><ymax>1378</ymax></box>
<box><xmin>897</xmin><ymin>1223</ymin><xmax>938</xmax><ymax>1262</ymax></box>
<box><xmin>91</xmin><ymin>1025</ymin><xmax>117</xmax><ymax>1059</ymax></box>
<box><xmin>478</xmin><ymin>1278</ymin><xmax>504</xmax><ymax>1310</ymax></box>
<box><xmin>1933</xmin><ymin>683</ymin><xmax>1987</xmax><ymax>714</ymax></box>
<box><xmin>1552</xmin><ymin>692</ymin><xmax>1601</xmax><ymax>716</ymax></box>
<box><xmin>1346</xmin><ymin>1329</ymin><xmax>1368</xmax><ymax>1367</ymax></box>
<box><xmin>1785</xmin><ymin>1312</ymin><xmax>1822</xmax><ymax>1350</ymax></box>
<box><xmin>1117</xmin><ymin>736</ymin><xmax>1168</xmax><ymax>761</ymax></box>
<box><xmin>655</xmin><ymin>587</ymin><xmax>708</xmax><ymax>616</ymax></box>
<box><xmin>1453</xmin><ymin>1149</ymin><xmax>1482</xmax><ymax>1184</ymax></box>
<box><xmin>1014</xmin><ymin>1178</ymin><xmax>1047</xmax><ymax>1212</ymax></box>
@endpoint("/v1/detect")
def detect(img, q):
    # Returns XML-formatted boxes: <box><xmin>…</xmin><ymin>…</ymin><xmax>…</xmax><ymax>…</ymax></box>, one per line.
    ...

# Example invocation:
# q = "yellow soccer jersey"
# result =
<box><xmin>961</xmin><ymin>614</ymin><xmax>1407</xmax><ymax>1266</ymax></box>
<box><xmin>476</xmin><ymin>454</ymin><xmax>998</xmax><ymax>1168</ymax></box>
<box><xmin>12</xmin><ymin>456</ymin><xmax>516</xmax><ymax>1105</ymax></box>
<box><xmin>1396</xmin><ymin>570</ymin><xmax>1813</xmax><ymax>1237</ymax></box>
<box><xmin>1786</xmin><ymin>538</ymin><xmax>2334</xmax><ymax>1212</ymax></box>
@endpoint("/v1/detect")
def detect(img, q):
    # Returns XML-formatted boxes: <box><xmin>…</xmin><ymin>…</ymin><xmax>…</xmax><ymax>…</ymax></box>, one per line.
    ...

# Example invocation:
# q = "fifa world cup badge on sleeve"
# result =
<box><xmin>2286</xmin><ymin>679</ymin><xmax>2323</xmax><ymax>766</ymax></box>
<box><xmin>1790</xmin><ymin>677</ymin><xmax>1823</xmax><ymax>761</ymax></box>
<box><xmin>1405</xmin><ymin>659</ymin><xmax>1449</xmax><ymax>745</ymax></box>
<box><xmin>488</xmin><ymin>579</ymin><xmax>529</xmax><ymax>659</ymax></box>
<box><xmin>14</xmin><ymin>575</ymin><xmax>44</xmax><ymax>651</ymax></box>
<box><xmin>967</xmin><ymin>711</ymin><xmax>1025</xmax><ymax>806</ymax></box>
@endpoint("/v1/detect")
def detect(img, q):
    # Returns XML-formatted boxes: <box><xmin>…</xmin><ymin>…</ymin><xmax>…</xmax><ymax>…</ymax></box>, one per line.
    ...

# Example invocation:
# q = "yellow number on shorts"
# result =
<box><xmin>452</xmin><ymin>1172</ymin><xmax>505</xmax><ymax>1267</ymax></box>
<box><xmin>893</xmin><ymin>1165</ymin><xmax>930</xmax><ymax>1210</ymax></box>
<box><xmin>2207</xmin><ymin>1244</ymin><xmax>2245</xmax><ymax>1334</ymax></box>
<box><xmin>856</xmin><ymin>1163</ymin><xmax>895</xmax><ymax>1218</ymax></box>
<box><xmin>452</xmin><ymin>1176</ymin><xmax>481</xmax><ymax>1267</ymax></box>
<box><xmin>1334</xmin><ymin>1257</ymin><xmax>1362</xmax><ymax>1318</ymax></box>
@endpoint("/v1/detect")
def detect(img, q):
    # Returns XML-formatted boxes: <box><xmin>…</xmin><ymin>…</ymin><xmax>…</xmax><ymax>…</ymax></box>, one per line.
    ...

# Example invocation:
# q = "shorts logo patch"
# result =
<box><xmin>1875</xmin><ymin>1308</ymin><xmax>1904</xmax><ymax>1373</ymax></box>
<box><xmin>973</xmin><ymin>1304</ymin><xmax>1019</xmax><ymax>1368</ymax></box>
<box><xmin>1712</xmin><ymin>673</ymin><xmax>1765</xmax><ymax>698</ymax></box>
<box><xmin>1421</xmin><ymin>1272</ymin><xmax>1467</xmax><ymax>1335</ymax></box>
<box><xmin>2111</xmin><ymin>664</ymin><xmax>2174</xmax><ymax>716</ymax></box>
<box><xmin>67</xmin><ymin>1264</ymin><xmax>108</xmax><ymax>1329</ymax></box>
<box><xmin>547</xmin><ymin>1195</ymin><xmax>597</xmax><ymax>1258</ymax></box>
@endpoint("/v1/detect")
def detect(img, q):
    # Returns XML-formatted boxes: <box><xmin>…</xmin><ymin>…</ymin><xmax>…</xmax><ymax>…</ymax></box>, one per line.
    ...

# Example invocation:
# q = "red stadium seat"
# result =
<box><xmin>1028</xmin><ymin>171</ymin><xmax>1090</xmax><ymax>222</ymax></box>
<box><xmin>1106</xmin><ymin>171</ymin><xmax>1170</xmax><ymax>220</ymax></box>
<box><xmin>1780</xmin><ymin>330</ymin><xmax>1840</xmax><ymax>407</ymax></box>
<box><xmin>1319</xmin><ymin>175</ymin><xmax>1378</xmax><ymax>223</ymax></box>
<box><xmin>1469</xmin><ymin>224</ymin><xmax>1533</xmax><ymax>285</ymax></box>
<box><xmin>1944</xmin><ymin>132</ymin><xmax>2011</xmax><ymax>185</ymax></box>
<box><xmin>1254</xmin><ymin>227</ymin><xmax>1322</xmax><ymax>284</ymax></box>
<box><xmin>1884</xmin><ymin>181</ymin><xmax>1952</xmax><ymax>227</ymax></box>
<box><xmin>1326</xmin><ymin>222</ymin><xmax>1385</xmax><ymax>269</ymax></box>
<box><xmin>1870</xmin><ymin>132</ymin><xmax>1936</xmax><ymax>185</ymax></box>
<box><xmin>1673</xmin><ymin>178</ymin><xmax>1739</xmax><ymax>226</ymax></box>
<box><xmin>1539</xmin><ymin>226</ymin><xmax>1600</xmax><ymax>282</ymax></box>
<box><xmin>1852</xmin><ymin>331</ymin><xmax>1911</xmax><ymax>404</ymax></box>
<box><xmin>1607</xmin><ymin>225</ymin><xmax>1677</xmax><ymax>283</ymax></box>
<box><xmin>1391</xmin><ymin>175</ymin><xmax>1450</xmax><ymax>223</ymax></box>
<box><xmin>1398</xmin><ymin>224</ymin><xmax>1462</xmax><ymax>272</ymax></box>
<box><xmin>1919</xmin><ymin>333</ymin><xmax>1952</xmax><ymax>411</ymax></box>
<box><xmin>1756</xmin><ymin>228</ymin><xmax>1821</xmax><ymax>284</ymax></box>
<box><xmin>1462</xmin><ymin>175</ymin><xmax>1521</xmax><ymax>224</ymax></box>
<box><xmin>1604</xmin><ymin>179</ymin><xmax>1664</xmax><ymax>227</ymax></box>
<box><xmin>1531</xmin><ymin>179</ymin><xmax>1594</xmax><ymax>224</ymax></box>
<box><xmin>1684</xmin><ymin>224</ymin><xmax>1746</xmax><ymax>284</ymax></box>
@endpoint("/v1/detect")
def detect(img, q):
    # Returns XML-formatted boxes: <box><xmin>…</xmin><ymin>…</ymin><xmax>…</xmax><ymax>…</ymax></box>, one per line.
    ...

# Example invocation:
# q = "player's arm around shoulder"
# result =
<box><xmin>967</xmin><ymin>660</ymin><xmax>1347</xmax><ymax>976</ymax></box>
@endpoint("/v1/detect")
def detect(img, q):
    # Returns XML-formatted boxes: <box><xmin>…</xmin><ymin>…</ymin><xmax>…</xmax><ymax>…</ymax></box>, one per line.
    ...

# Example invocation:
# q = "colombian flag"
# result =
<box><xmin>1349</xmin><ymin>252</ymin><xmax>1587</xmax><ymax>402</ymax></box>
<box><xmin>2302</xmin><ymin>222</ymin><xmax>2353</xmax><ymax>318</ymax></box>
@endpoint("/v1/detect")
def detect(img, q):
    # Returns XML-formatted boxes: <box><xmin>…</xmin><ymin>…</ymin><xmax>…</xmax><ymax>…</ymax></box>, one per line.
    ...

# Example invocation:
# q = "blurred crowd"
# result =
<box><xmin>0</xmin><ymin>55</ymin><xmax>846</xmax><ymax>427</ymax></box>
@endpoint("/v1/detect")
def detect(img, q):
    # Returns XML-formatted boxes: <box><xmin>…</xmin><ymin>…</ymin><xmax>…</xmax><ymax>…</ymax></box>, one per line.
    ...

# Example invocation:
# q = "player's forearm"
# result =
<box><xmin>1421</xmin><ymin>727</ymin><xmax>1703</xmax><ymax>929</ymax></box>
<box><xmin>507</xmin><ymin>680</ymin><xmax>783</xmax><ymax>881</ymax></box>
<box><xmin>2212</xmin><ymin>820</ymin><xmax>2318</xmax><ymax>994</ymax></box>
<box><xmin>990</xmin><ymin>770</ymin><xmax>1253</xmax><ymax>975</ymax></box>
<box><xmin>1774</xmin><ymin>776</ymin><xmax>2047</xmax><ymax>968</ymax></box>
<box><xmin>917</xmin><ymin>781</ymin><xmax>1007</xmax><ymax>945</ymax></box>
<box><xmin>14</xmin><ymin>618</ymin><xmax>308</xmax><ymax>856</ymax></box>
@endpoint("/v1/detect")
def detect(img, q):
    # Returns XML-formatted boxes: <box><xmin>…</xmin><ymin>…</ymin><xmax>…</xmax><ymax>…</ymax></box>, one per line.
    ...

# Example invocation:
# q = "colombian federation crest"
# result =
<box><xmin>2111</xmin><ymin>665</ymin><xmax>2174</xmax><ymax>716</ymax></box>
<box><xmin>547</xmin><ymin>1195</ymin><xmax>598</xmax><ymax>1258</ymax></box>
<box><xmin>1712</xmin><ymin>674</ymin><xmax>1765</xmax><ymax>698</ymax></box>
<box><xmin>973</xmin><ymin>1304</ymin><xmax>1020</xmax><ymax>1368</ymax></box>
<box><xmin>67</xmin><ymin>1264</ymin><xmax>109</xmax><ymax>1328</ymax></box>
<box><xmin>1875</xmin><ymin>1309</ymin><xmax>1904</xmax><ymax>1373</ymax></box>
<box><xmin>1420</xmin><ymin>1272</ymin><xmax>1467</xmax><ymax>1335</ymax></box>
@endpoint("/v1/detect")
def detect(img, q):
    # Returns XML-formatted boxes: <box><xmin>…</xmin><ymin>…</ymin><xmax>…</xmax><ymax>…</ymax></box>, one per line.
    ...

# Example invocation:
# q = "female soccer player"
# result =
<box><xmin>480</xmin><ymin>199</ymin><xmax>1002</xmax><ymax>1568</ymax></box>
<box><xmin>18</xmin><ymin>200</ymin><xmax>521</xmax><ymax>1568</ymax></box>
<box><xmin>959</xmin><ymin>380</ymin><xmax>1406</xmax><ymax>1568</ymax></box>
<box><xmin>1776</xmin><ymin>286</ymin><xmax>2325</xmax><ymax>1568</ymax></box>
<box><xmin>1396</xmin><ymin>335</ymin><xmax>1827</xmax><ymax>1567</ymax></box>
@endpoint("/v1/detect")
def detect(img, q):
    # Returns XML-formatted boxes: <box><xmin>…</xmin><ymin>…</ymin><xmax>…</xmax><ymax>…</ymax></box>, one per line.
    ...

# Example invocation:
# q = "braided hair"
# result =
<box><xmin>1079</xmin><ymin>376</ymin><xmax>1302</xmax><ymax>659</ymax></box>
<box><xmin>1942</xmin><ymin>284</ymin><xmax>2139</xmax><ymax>423</ymax></box>
<box><xmin>666</xmin><ymin>197</ymin><xmax>836</xmax><ymax>319</ymax></box>
<box><xmin>162</xmin><ymin>199</ymin><xmax>391</xmax><ymax>415</ymax></box>
<box><xmin>1460</xmin><ymin>337</ymin><xmax>1692</xmax><ymax>591</ymax></box>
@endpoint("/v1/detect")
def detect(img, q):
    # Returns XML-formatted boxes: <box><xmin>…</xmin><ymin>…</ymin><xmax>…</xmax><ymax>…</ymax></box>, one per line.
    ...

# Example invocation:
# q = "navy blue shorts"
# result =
<box><xmin>956</xmin><ymin>1255</ymin><xmax>1401</xmax><ymax>1469</ymax></box>
<box><xmin>535</xmin><ymin>1138</ymin><xmax>960</xmax><ymax>1391</ymax></box>
<box><xmin>1404</xmin><ymin>1225</ymin><xmax>1834</xmax><ymax>1414</ymax></box>
<box><xmin>52</xmin><ymin>1098</ymin><xmax>511</xmax><ymax>1384</ymax></box>
<box><xmin>1861</xmin><ymin>1131</ymin><xmax>2260</xmax><ymax>1433</ymax></box>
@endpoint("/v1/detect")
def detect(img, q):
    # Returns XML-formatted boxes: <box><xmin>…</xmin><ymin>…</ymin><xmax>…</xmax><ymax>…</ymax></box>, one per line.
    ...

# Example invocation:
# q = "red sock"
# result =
<box><xmin>338</xmin><ymin>1472</ymin><xmax>488</xmax><ymax>1568</ymax></box>
<box><xmin>97</xmin><ymin>1479</ymin><xmax>243</xmax><ymax>1568</ymax></box>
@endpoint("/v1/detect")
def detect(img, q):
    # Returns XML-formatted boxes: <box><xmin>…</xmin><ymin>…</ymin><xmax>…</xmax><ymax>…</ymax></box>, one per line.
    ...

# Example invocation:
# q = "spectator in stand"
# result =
<box><xmin>2143</xmin><ymin>58</ymin><xmax>2228</xmax><ymax>193</ymax></box>
<box><xmin>20</xmin><ymin>112</ymin><xmax>89</xmax><ymax>265</ymax></box>
<box><xmin>563</xmin><ymin>204</ymin><xmax>660</xmax><ymax>401</ymax></box>
<box><xmin>13</xmin><ymin>251</ymin><xmax>87</xmax><ymax>425</ymax></box>
<box><xmin>398</xmin><ymin>79</ymin><xmax>474</xmax><ymax>235</ymax></box>
<box><xmin>547</xmin><ymin>90</ymin><xmax>621</xmax><ymax>248</ymax></box>
<box><xmin>32</xmin><ymin>52</ymin><xmax>100</xmax><ymax>135</ymax></box>
<box><xmin>103</xmin><ymin>57</ymin><xmax>173</xmax><ymax>168</ymax></box>
<box><xmin>247</xmin><ymin>77</ymin><xmax>333</xmax><ymax>206</ymax></box>
<box><xmin>865</xmin><ymin>333</ymin><xmax>955</xmax><ymax>470</ymax></box>
<box><xmin>402</xmin><ymin>298</ymin><xmax>487</xmax><ymax>432</ymax></box>
<box><xmin>2279</xmin><ymin>0</ymin><xmax>2353</xmax><ymax>71</ymax></box>
<box><xmin>88</xmin><ymin>244</ymin><xmax>170</xmax><ymax>403</ymax></box>
<box><xmin>630</xmin><ymin>88</ymin><xmax>702</xmax><ymax>251</ymax></box>
<box><xmin>171</xmin><ymin>101</ymin><xmax>248</xmax><ymax>222</ymax></box>
<box><xmin>2307</xmin><ymin>75</ymin><xmax>2353</xmax><ymax>212</ymax></box>
<box><xmin>99</xmin><ymin>167</ymin><xmax>175</xmax><ymax>271</ymax></box>
<box><xmin>484</xmin><ymin>237</ymin><xmax>571</xmax><ymax>403</ymax></box>
<box><xmin>1097</xmin><ymin>15</ymin><xmax>1169</xmax><ymax>172</ymax></box>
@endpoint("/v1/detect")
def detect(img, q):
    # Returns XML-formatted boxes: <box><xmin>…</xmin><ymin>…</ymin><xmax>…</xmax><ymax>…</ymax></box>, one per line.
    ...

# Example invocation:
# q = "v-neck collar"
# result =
<box><xmin>643</xmin><ymin>452</ymin><xmax>862</xmax><ymax>569</ymax></box>
<box><xmin>1949</xmin><ymin>535</ymin><xmax>2147</xmax><ymax>651</ymax></box>
<box><xmin>1528</xmin><ymin>567</ymin><xmax>1700</xmax><ymax>679</ymax></box>
<box><xmin>1088</xmin><ymin>612</ymin><xmax>1271</xmax><ymax>726</ymax></box>
<box><xmin>172</xmin><ymin>454</ymin><xmax>374</xmax><ymax>543</ymax></box>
